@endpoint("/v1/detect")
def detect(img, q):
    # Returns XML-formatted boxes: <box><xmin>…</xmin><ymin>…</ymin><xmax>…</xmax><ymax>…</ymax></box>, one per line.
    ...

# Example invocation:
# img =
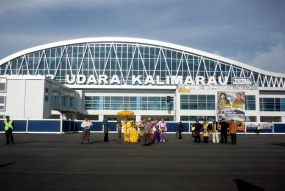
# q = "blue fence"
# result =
<box><xmin>0</xmin><ymin>119</ymin><xmax>285</xmax><ymax>134</ymax></box>
<box><xmin>28</xmin><ymin>120</ymin><xmax>61</xmax><ymax>132</ymax></box>
<box><xmin>246</xmin><ymin>128</ymin><xmax>273</xmax><ymax>134</ymax></box>
<box><xmin>273</xmin><ymin>123</ymin><xmax>285</xmax><ymax>133</ymax></box>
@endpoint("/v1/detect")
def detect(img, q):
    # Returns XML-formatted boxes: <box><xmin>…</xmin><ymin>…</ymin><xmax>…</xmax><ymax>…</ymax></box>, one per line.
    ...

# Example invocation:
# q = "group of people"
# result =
<box><xmin>80</xmin><ymin>117</ymin><xmax>169</xmax><ymax>146</ymax></box>
<box><xmin>191</xmin><ymin>118</ymin><xmax>237</xmax><ymax>144</ymax></box>
<box><xmin>1</xmin><ymin>116</ymin><xmax>255</xmax><ymax>146</ymax></box>
<box><xmin>141</xmin><ymin>118</ymin><xmax>168</xmax><ymax>146</ymax></box>
<box><xmin>117</xmin><ymin>118</ymin><xmax>168</xmax><ymax>146</ymax></box>
<box><xmin>80</xmin><ymin>117</ymin><xmax>239</xmax><ymax>145</ymax></box>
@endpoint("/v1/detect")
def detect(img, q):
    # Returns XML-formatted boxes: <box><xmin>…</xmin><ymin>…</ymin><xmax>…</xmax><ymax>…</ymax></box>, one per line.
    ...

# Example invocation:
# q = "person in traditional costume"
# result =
<box><xmin>123</xmin><ymin>118</ymin><xmax>131</xmax><ymax>142</ymax></box>
<box><xmin>129</xmin><ymin>119</ymin><xmax>138</xmax><ymax>142</ymax></box>
<box><xmin>159</xmin><ymin>119</ymin><xmax>167</xmax><ymax>142</ymax></box>
<box><xmin>193</xmin><ymin>120</ymin><xmax>203</xmax><ymax>143</ymax></box>
<box><xmin>153</xmin><ymin>119</ymin><xmax>160</xmax><ymax>142</ymax></box>
<box><xmin>229</xmin><ymin>119</ymin><xmax>237</xmax><ymax>144</ymax></box>
<box><xmin>202</xmin><ymin>119</ymin><xmax>210</xmax><ymax>143</ymax></box>
<box><xmin>149</xmin><ymin>120</ymin><xmax>155</xmax><ymax>143</ymax></box>
<box><xmin>209</xmin><ymin>118</ymin><xmax>219</xmax><ymax>143</ymax></box>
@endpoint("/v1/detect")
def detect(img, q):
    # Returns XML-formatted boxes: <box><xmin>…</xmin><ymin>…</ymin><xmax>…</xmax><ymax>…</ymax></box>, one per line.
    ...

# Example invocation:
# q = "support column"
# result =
<box><xmin>136</xmin><ymin>115</ymin><xmax>141</xmax><ymax>123</ymax></box>
<box><xmin>98</xmin><ymin>115</ymin><xmax>104</xmax><ymax>122</ymax></box>
<box><xmin>61</xmin><ymin>113</ymin><xmax>67</xmax><ymax>120</ymax></box>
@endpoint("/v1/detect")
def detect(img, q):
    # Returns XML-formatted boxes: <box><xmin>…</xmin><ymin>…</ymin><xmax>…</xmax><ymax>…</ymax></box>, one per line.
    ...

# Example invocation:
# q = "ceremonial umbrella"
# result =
<box><xmin>117</xmin><ymin>110</ymin><xmax>135</xmax><ymax>118</ymax></box>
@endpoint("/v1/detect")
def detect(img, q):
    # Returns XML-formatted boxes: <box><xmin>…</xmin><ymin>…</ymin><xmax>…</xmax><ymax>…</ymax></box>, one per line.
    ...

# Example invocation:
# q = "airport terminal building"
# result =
<box><xmin>0</xmin><ymin>37</ymin><xmax>285</xmax><ymax>123</ymax></box>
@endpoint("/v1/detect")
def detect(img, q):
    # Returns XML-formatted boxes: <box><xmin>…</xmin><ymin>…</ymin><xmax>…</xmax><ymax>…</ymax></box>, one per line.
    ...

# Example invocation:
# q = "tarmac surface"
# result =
<box><xmin>0</xmin><ymin>133</ymin><xmax>285</xmax><ymax>191</ymax></box>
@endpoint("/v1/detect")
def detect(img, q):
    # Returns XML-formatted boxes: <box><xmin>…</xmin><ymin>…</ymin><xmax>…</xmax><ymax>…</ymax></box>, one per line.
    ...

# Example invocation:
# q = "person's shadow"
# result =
<box><xmin>0</xmin><ymin>163</ymin><xmax>15</xmax><ymax>168</ymax></box>
<box><xmin>271</xmin><ymin>142</ymin><xmax>285</xmax><ymax>147</ymax></box>
<box><xmin>234</xmin><ymin>179</ymin><xmax>265</xmax><ymax>191</ymax></box>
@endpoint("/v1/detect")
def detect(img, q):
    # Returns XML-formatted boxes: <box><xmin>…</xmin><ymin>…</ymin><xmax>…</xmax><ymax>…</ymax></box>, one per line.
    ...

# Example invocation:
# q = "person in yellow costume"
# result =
<box><xmin>123</xmin><ymin>118</ymin><xmax>131</xmax><ymax>142</ymax></box>
<box><xmin>129</xmin><ymin>119</ymin><xmax>139</xmax><ymax>142</ymax></box>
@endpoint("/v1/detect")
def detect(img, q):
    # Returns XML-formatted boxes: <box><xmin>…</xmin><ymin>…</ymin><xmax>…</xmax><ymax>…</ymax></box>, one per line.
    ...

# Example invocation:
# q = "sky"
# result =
<box><xmin>0</xmin><ymin>0</ymin><xmax>285</xmax><ymax>73</ymax></box>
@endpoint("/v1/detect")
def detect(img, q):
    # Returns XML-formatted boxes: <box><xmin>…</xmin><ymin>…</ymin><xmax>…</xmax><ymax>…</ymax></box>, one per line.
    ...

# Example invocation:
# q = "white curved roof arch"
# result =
<box><xmin>0</xmin><ymin>37</ymin><xmax>284</xmax><ymax>78</ymax></box>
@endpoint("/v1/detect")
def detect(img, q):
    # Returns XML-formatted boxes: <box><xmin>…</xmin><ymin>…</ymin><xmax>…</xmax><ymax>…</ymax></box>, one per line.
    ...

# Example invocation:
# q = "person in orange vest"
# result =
<box><xmin>229</xmin><ymin>119</ymin><xmax>237</xmax><ymax>145</ymax></box>
<box><xmin>4</xmin><ymin>116</ymin><xmax>14</xmax><ymax>145</ymax></box>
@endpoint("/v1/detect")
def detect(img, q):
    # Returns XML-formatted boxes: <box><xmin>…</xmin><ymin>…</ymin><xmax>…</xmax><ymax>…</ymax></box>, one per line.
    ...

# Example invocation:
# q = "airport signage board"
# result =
<box><xmin>232</xmin><ymin>77</ymin><xmax>252</xmax><ymax>85</ymax></box>
<box><xmin>65</xmin><ymin>75</ymin><xmax>229</xmax><ymax>86</ymax></box>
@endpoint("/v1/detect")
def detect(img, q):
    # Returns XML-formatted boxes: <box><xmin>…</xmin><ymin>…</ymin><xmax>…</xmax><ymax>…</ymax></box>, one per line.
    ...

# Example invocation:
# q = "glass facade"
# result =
<box><xmin>85</xmin><ymin>96</ymin><xmax>172</xmax><ymax>110</ymax></box>
<box><xmin>259</xmin><ymin>98</ymin><xmax>285</xmax><ymax>111</ymax></box>
<box><xmin>1</xmin><ymin>40</ymin><xmax>284</xmax><ymax>88</ymax></box>
<box><xmin>245</xmin><ymin>116</ymin><xmax>256</xmax><ymax>122</ymax></box>
<box><xmin>70</xmin><ymin>97</ymin><xmax>76</xmax><ymax>108</ymax></box>
<box><xmin>180</xmin><ymin>95</ymin><xmax>215</xmax><ymax>110</ymax></box>
<box><xmin>180</xmin><ymin>116</ymin><xmax>216</xmax><ymax>121</ymax></box>
<box><xmin>62</xmin><ymin>94</ymin><xmax>69</xmax><ymax>106</ymax></box>
<box><xmin>52</xmin><ymin>91</ymin><xmax>60</xmax><ymax>105</ymax></box>
<box><xmin>245</xmin><ymin>95</ymin><xmax>256</xmax><ymax>110</ymax></box>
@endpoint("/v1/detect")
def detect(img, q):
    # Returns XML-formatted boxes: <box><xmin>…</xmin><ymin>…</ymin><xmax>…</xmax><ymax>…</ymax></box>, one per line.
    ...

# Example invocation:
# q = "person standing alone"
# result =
<box><xmin>103</xmin><ymin>118</ymin><xmax>110</xmax><ymax>142</ymax></box>
<box><xmin>177</xmin><ymin>122</ymin><xmax>184</xmax><ymax>141</ymax></box>
<box><xmin>256</xmin><ymin>124</ymin><xmax>260</xmax><ymax>135</ymax></box>
<box><xmin>81</xmin><ymin>117</ymin><xmax>93</xmax><ymax>144</ymax></box>
<box><xmin>4</xmin><ymin>116</ymin><xmax>14</xmax><ymax>145</ymax></box>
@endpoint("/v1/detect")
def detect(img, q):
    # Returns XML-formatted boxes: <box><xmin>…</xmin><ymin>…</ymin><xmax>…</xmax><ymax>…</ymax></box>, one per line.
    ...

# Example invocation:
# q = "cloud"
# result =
<box><xmin>213</xmin><ymin>50</ymin><xmax>222</xmax><ymax>56</ymax></box>
<box><xmin>249</xmin><ymin>43</ymin><xmax>285</xmax><ymax>73</ymax></box>
<box><xmin>227</xmin><ymin>51</ymin><xmax>248</xmax><ymax>64</ymax></box>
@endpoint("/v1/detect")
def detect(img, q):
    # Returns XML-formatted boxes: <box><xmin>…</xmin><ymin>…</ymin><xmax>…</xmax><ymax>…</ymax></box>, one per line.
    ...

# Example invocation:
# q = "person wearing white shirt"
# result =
<box><xmin>81</xmin><ymin>117</ymin><xmax>93</xmax><ymax>144</ymax></box>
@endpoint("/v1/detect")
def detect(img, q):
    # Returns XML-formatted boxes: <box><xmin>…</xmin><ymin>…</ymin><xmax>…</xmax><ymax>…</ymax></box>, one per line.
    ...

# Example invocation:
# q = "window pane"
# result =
<box><xmin>180</xmin><ymin>116</ymin><xmax>189</xmax><ymax>121</ymax></box>
<box><xmin>207</xmin><ymin>95</ymin><xmax>215</xmax><ymax>102</ymax></box>
<box><xmin>189</xmin><ymin>95</ymin><xmax>197</xmax><ymax>102</ymax></box>
<box><xmin>180</xmin><ymin>103</ymin><xmax>188</xmax><ymax>110</ymax></box>
<box><xmin>189</xmin><ymin>103</ymin><xmax>197</xmax><ymax>109</ymax></box>
<box><xmin>198</xmin><ymin>95</ymin><xmax>206</xmax><ymax>102</ymax></box>
<box><xmin>198</xmin><ymin>103</ymin><xmax>206</xmax><ymax>110</ymax></box>
<box><xmin>207</xmin><ymin>103</ymin><xmax>215</xmax><ymax>110</ymax></box>
<box><xmin>0</xmin><ymin>83</ymin><xmax>5</xmax><ymax>91</ymax></box>
<box><xmin>0</xmin><ymin>96</ymin><xmax>4</xmax><ymax>103</ymax></box>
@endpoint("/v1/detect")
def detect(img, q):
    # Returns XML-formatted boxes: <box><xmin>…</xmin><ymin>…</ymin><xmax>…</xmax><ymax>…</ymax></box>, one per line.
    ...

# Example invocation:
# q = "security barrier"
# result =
<box><xmin>0</xmin><ymin>119</ymin><xmax>284</xmax><ymax>134</ymax></box>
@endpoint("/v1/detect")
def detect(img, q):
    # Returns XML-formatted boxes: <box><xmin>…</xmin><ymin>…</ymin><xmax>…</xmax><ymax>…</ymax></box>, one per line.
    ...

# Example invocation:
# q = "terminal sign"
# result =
<box><xmin>65</xmin><ymin>75</ymin><xmax>229</xmax><ymax>86</ymax></box>
<box><xmin>232</xmin><ymin>77</ymin><xmax>252</xmax><ymax>85</ymax></box>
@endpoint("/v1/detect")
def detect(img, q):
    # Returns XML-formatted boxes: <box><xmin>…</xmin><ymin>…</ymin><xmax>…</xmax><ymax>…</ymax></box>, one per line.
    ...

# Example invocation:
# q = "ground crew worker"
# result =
<box><xmin>191</xmin><ymin>123</ymin><xmax>195</xmax><ymax>137</ymax></box>
<box><xmin>4</xmin><ymin>116</ymin><xmax>14</xmax><ymax>145</ymax></box>
<box><xmin>256</xmin><ymin>124</ymin><xmax>260</xmax><ymax>135</ymax></box>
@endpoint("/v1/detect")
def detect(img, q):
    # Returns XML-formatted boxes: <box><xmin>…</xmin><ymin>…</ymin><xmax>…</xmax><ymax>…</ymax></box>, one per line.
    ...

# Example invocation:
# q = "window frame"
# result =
<box><xmin>0</xmin><ymin>77</ymin><xmax>7</xmax><ymax>92</ymax></box>
<box><xmin>0</xmin><ymin>96</ymin><xmax>6</xmax><ymax>111</ymax></box>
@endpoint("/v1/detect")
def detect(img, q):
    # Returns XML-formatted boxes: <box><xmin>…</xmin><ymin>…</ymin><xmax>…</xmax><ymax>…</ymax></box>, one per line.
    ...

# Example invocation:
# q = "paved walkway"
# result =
<box><xmin>0</xmin><ymin>133</ymin><xmax>285</xmax><ymax>191</ymax></box>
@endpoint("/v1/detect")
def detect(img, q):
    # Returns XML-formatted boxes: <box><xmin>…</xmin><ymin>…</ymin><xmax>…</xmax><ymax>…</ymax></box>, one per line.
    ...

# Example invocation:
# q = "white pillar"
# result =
<box><xmin>136</xmin><ymin>115</ymin><xmax>141</xmax><ymax>123</ymax></box>
<box><xmin>98</xmin><ymin>115</ymin><xmax>104</xmax><ymax>121</ymax></box>
<box><xmin>61</xmin><ymin>113</ymin><xmax>67</xmax><ymax>120</ymax></box>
